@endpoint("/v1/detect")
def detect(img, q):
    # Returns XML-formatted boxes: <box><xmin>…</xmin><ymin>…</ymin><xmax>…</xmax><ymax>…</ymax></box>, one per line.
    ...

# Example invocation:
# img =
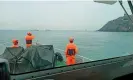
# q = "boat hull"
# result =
<box><xmin>11</xmin><ymin>54</ymin><xmax>133</xmax><ymax>80</ymax></box>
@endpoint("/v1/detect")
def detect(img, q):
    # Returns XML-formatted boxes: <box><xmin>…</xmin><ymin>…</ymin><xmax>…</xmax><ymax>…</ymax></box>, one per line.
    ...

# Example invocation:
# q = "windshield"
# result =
<box><xmin>0</xmin><ymin>0</ymin><xmax>132</xmax><ymax>74</ymax></box>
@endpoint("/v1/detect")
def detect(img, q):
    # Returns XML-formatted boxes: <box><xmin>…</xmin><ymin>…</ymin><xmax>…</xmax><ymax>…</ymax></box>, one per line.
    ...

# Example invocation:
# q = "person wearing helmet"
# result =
<box><xmin>65</xmin><ymin>37</ymin><xmax>78</xmax><ymax>65</ymax></box>
<box><xmin>25</xmin><ymin>32</ymin><xmax>35</xmax><ymax>48</ymax></box>
<box><xmin>12</xmin><ymin>39</ymin><xmax>19</xmax><ymax>48</ymax></box>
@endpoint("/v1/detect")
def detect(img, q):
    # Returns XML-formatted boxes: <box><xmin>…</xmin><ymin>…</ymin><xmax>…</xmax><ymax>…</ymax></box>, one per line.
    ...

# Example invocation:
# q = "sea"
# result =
<box><xmin>0</xmin><ymin>30</ymin><xmax>133</xmax><ymax>62</ymax></box>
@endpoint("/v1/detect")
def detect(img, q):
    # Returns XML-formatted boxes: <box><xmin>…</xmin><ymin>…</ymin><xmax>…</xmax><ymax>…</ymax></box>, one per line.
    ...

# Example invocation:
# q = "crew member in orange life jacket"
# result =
<box><xmin>25</xmin><ymin>32</ymin><xmax>35</xmax><ymax>48</ymax></box>
<box><xmin>65</xmin><ymin>37</ymin><xmax>78</xmax><ymax>65</ymax></box>
<box><xmin>12</xmin><ymin>39</ymin><xmax>19</xmax><ymax>48</ymax></box>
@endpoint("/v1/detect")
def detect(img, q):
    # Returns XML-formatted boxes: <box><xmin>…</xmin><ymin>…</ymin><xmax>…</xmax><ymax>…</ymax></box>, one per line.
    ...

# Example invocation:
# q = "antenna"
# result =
<box><xmin>128</xmin><ymin>1</ymin><xmax>133</xmax><ymax>14</ymax></box>
<box><xmin>119</xmin><ymin>0</ymin><xmax>133</xmax><ymax>24</ymax></box>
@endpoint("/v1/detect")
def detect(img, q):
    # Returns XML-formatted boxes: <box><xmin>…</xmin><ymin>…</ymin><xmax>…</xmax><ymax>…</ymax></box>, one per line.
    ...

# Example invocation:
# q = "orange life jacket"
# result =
<box><xmin>65</xmin><ymin>43</ymin><xmax>78</xmax><ymax>57</ymax></box>
<box><xmin>25</xmin><ymin>35</ymin><xmax>34</xmax><ymax>47</ymax></box>
<box><xmin>67</xmin><ymin>49</ymin><xmax>76</xmax><ymax>56</ymax></box>
<box><xmin>26</xmin><ymin>40</ymin><xmax>32</xmax><ymax>44</ymax></box>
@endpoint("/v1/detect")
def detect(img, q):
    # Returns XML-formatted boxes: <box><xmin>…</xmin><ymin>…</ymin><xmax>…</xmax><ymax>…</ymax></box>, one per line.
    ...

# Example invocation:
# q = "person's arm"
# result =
<box><xmin>65</xmin><ymin>44</ymin><xmax>68</xmax><ymax>57</ymax></box>
<box><xmin>75</xmin><ymin>44</ymin><xmax>78</xmax><ymax>54</ymax></box>
<box><xmin>25</xmin><ymin>36</ymin><xmax>27</xmax><ymax>40</ymax></box>
<box><xmin>32</xmin><ymin>35</ymin><xmax>35</xmax><ymax>39</ymax></box>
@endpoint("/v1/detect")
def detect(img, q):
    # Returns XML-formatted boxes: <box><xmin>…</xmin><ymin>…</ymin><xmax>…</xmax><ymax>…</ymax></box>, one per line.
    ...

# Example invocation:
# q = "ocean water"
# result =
<box><xmin>0</xmin><ymin>30</ymin><xmax>133</xmax><ymax>62</ymax></box>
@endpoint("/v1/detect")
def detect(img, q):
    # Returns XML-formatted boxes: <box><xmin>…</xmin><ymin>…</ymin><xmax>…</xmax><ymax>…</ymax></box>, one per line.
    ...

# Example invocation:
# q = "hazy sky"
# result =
<box><xmin>0</xmin><ymin>1</ymin><xmax>131</xmax><ymax>30</ymax></box>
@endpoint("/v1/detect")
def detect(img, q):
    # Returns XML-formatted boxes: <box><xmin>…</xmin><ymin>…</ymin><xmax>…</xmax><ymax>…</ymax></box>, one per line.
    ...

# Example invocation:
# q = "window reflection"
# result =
<box><xmin>0</xmin><ymin>1</ymin><xmax>132</xmax><ymax>74</ymax></box>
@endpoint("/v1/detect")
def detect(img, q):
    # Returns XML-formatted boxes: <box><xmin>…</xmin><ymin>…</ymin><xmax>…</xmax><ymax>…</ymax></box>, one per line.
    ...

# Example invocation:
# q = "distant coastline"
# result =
<box><xmin>98</xmin><ymin>14</ymin><xmax>133</xmax><ymax>32</ymax></box>
<box><xmin>0</xmin><ymin>29</ymin><xmax>96</xmax><ymax>32</ymax></box>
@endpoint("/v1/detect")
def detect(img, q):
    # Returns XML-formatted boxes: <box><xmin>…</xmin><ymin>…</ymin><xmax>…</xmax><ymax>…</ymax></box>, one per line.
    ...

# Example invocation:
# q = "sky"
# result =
<box><xmin>0</xmin><ymin>0</ymin><xmax>132</xmax><ymax>30</ymax></box>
